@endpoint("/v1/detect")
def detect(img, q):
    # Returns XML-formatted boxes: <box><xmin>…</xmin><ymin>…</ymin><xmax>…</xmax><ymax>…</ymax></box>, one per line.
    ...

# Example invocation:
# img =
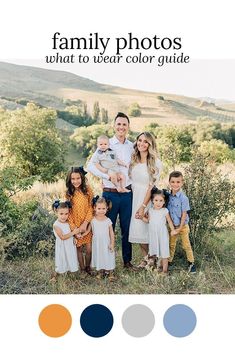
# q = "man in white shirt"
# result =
<box><xmin>87</xmin><ymin>112</ymin><xmax>136</xmax><ymax>269</ymax></box>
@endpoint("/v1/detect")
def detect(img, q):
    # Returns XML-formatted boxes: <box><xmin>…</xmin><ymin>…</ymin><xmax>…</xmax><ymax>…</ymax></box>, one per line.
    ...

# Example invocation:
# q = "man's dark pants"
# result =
<box><xmin>103</xmin><ymin>191</ymin><xmax>132</xmax><ymax>264</ymax></box>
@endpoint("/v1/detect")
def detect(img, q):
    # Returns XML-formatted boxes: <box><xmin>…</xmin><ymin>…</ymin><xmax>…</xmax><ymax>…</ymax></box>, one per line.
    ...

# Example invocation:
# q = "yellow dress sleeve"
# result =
<box><xmin>67</xmin><ymin>212</ymin><xmax>76</xmax><ymax>230</ymax></box>
<box><xmin>84</xmin><ymin>185</ymin><xmax>94</xmax><ymax>223</ymax></box>
<box><xmin>65</xmin><ymin>194</ymin><xmax>76</xmax><ymax>230</ymax></box>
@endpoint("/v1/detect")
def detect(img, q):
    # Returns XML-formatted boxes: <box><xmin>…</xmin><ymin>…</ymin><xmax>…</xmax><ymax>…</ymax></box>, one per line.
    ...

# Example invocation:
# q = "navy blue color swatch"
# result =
<box><xmin>80</xmin><ymin>304</ymin><xmax>114</xmax><ymax>337</ymax></box>
<box><xmin>163</xmin><ymin>304</ymin><xmax>197</xmax><ymax>337</ymax></box>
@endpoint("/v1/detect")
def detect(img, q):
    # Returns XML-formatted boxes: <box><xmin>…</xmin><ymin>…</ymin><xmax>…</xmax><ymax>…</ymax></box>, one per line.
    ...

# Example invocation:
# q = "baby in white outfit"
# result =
<box><xmin>92</xmin><ymin>135</ymin><xmax>130</xmax><ymax>193</ymax></box>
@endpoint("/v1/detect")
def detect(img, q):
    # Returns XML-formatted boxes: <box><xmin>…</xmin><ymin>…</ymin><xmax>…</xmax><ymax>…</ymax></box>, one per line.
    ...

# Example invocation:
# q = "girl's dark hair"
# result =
<box><xmin>52</xmin><ymin>200</ymin><xmax>71</xmax><ymax>211</ymax></box>
<box><xmin>92</xmin><ymin>195</ymin><xmax>112</xmax><ymax>211</ymax></box>
<box><xmin>150</xmin><ymin>187</ymin><xmax>170</xmax><ymax>207</ymax></box>
<box><xmin>66</xmin><ymin>166</ymin><xmax>88</xmax><ymax>197</ymax></box>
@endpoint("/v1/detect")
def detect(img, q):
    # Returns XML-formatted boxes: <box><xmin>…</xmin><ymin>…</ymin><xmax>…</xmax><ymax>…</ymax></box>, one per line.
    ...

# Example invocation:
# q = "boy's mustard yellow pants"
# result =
<box><xmin>169</xmin><ymin>224</ymin><xmax>194</xmax><ymax>263</ymax></box>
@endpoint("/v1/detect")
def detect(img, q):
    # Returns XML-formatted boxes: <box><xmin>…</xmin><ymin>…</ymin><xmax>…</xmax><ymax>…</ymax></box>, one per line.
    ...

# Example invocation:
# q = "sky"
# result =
<box><xmin>2</xmin><ymin>58</ymin><xmax>235</xmax><ymax>102</ymax></box>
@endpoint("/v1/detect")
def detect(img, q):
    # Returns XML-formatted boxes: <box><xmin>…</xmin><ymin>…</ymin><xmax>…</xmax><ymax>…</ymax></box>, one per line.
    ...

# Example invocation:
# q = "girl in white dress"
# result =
<box><xmin>91</xmin><ymin>196</ymin><xmax>115</xmax><ymax>281</ymax></box>
<box><xmin>143</xmin><ymin>188</ymin><xmax>176</xmax><ymax>274</ymax></box>
<box><xmin>52</xmin><ymin>201</ymin><xmax>79</xmax><ymax>280</ymax></box>
<box><xmin>128</xmin><ymin>132</ymin><xmax>163</xmax><ymax>268</ymax></box>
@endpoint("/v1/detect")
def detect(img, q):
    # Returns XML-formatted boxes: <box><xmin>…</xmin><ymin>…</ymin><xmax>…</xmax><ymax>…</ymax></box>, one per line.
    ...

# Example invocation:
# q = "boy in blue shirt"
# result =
<box><xmin>167</xmin><ymin>171</ymin><xmax>196</xmax><ymax>273</ymax></box>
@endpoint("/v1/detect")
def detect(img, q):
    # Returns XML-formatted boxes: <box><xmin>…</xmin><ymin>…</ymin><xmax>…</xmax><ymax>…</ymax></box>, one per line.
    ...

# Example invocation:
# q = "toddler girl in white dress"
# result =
<box><xmin>52</xmin><ymin>200</ymin><xmax>79</xmax><ymax>280</ymax></box>
<box><xmin>143</xmin><ymin>188</ymin><xmax>176</xmax><ymax>274</ymax></box>
<box><xmin>91</xmin><ymin>196</ymin><xmax>116</xmax><ymax>281</ymax></box>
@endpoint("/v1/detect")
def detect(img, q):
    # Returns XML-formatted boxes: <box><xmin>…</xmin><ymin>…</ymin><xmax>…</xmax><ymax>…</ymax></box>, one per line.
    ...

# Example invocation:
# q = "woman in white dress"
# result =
<box><xmin>128</xmin><ymin>132</ymin><xmax>162</xmax><ymax>267</ymax></box>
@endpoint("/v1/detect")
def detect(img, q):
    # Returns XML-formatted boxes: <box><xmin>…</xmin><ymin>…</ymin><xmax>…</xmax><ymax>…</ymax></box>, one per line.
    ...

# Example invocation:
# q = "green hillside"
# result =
<box><xmin>1</xmin><ymin>61</ymin><xmax>235</xmax><ymax>129</ymax></box>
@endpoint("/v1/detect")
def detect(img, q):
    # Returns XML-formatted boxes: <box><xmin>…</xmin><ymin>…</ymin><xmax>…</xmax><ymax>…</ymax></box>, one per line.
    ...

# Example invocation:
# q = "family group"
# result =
<box><xmin>52</xmin><ymin>112</ymin><xmax>196</xmax><ymax>282</ymax></box>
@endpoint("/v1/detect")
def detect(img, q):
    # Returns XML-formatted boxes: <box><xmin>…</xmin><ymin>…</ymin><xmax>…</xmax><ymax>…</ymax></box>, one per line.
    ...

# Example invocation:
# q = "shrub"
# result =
<box><xmin>0</xmin><ymin>168</ymin><xmax>55</xmax><ymax>260</ymax></box>
<box><xmin>157</xmin><ymin>126</ymin><xmax>195</xmax><ymax>168</ymax></box>
<box><xmin>128</xmin><ymin>103</ymin><xmax>141</xmax><ymax>117</ymax></box>
<box><xmin>4</xmin><ymin>202</ymin><xmax>55</xmax><ymax>259</ymax></box>
<box><xmin>0</xmin><ymin>189</ymin><xmax>20</xmax><ymax>238</ymax></box>
<box><xmin>0</xmin><ymin>167</ymin><xmax>35</xmax><ymax>235</ymax></box>
<box><xmin>57</xmin><ymin>105</ymin><xmax>94</xmax><ymax>127</ymax></box>
<box><xmin>0</xmin><ymin>103</ymin><xmax>66</xmax><ymax>182</ymax></box>
<box><xmin>183</xmin><ymin>152</ymin><xmax>235</xmax><ymax>257</ymax></box>
<box><xmin>147</xmin><ymin>122</ymin><xmax>159</xmax><ymax>130</ymax></box>
<box><xmin>197</xmin><ymin>139</ymin><xmax>233</xmax><ymax>163</ymax></box>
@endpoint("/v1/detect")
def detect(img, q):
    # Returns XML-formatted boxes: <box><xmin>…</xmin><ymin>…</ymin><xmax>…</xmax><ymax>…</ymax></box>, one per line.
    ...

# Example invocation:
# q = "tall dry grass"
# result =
<box><xmin>1</xmin><ymin>229</ymin><xmax>235</xmax><ymax>294</ymax></box>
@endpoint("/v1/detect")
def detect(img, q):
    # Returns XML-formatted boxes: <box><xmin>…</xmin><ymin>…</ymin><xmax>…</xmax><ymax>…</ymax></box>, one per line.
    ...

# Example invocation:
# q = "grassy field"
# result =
<box><xmin>1</xmin><ymin>229</ymin><xmax>234</xmax><ymax>294</ymax></box>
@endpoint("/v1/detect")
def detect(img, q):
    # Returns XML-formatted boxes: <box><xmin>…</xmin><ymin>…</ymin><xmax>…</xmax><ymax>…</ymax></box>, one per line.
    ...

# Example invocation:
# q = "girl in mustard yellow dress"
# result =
<box><xmin>66</xmin><ymin>166</ymin><xmax>93</xmax><ymax>275</ymax></box>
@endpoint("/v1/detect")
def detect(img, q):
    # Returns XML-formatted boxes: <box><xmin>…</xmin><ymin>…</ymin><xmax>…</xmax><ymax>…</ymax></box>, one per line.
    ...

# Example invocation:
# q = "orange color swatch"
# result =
<box><xmin>38</xmin><ymin>304</ymin><xmax>72</xmax><ymax>338</ymax></box>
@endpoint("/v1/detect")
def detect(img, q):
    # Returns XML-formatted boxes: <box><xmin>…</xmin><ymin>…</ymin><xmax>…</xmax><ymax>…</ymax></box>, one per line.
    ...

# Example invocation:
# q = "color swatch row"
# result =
<box><xmin>38</xmin><ymin>303</ymin><xmax>197</xmax><ymax>338</ymax></box>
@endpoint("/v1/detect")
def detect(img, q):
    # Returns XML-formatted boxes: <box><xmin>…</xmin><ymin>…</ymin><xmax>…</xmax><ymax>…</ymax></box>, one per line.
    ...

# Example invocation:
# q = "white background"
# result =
<box><xmin>1</xmin><ymin>0</ymin><xmax>234</xmax><ymax>58</ymax></box>
<box><xmin>1</xmin><ymin>0</ymin><xmax>235</xmax><ymax>99</ymax></box>
<box><xmin>0</xmin><ymin>0</ymin><xmax>234</xmax><ymax>351</ymax></box>
<box><xmin>0</xmin><ymin>295</ymin><xmax>234</xmax><ymax>351</ymax></box>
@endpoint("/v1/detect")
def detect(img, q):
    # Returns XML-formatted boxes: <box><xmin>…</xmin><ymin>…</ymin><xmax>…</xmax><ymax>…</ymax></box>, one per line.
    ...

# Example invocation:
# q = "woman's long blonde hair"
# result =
<box><xmin>129</xmin><ymin>132</ymin><xmax>158</xmax><ymax>184</ymax></box>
